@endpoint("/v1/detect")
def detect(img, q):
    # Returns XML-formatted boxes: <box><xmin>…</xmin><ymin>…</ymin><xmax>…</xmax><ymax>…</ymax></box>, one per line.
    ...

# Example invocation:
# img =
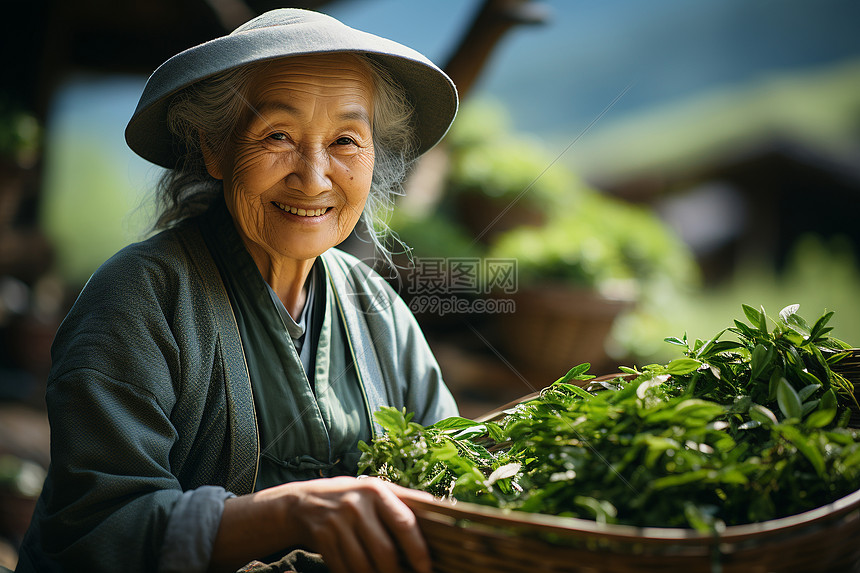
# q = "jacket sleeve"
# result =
<box><xmin>30</xmin><ymin>367</ymin><xmax>183</xmax><ymax>571</ymax></box>
<box><xmin>17</xmin><ymin>237</ymin><xmax>222</xmax><ymax>573</ymax></box>
<box><xmin>158</xmin><ymin>486</ymin><xmax>235</xmax><ymax>573</ymax></box>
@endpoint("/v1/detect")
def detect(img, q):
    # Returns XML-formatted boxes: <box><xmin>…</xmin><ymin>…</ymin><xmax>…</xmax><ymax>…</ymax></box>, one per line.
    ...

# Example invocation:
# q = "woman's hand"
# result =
<box><xmin>209</xmin><ymin>476</ymin><xmax>433</xmax><ymax>573</ymax></box>
<box><xmin>288</xmin><ymin>476</ymin><xmax>432</xmax><ymax>573</ymax></box>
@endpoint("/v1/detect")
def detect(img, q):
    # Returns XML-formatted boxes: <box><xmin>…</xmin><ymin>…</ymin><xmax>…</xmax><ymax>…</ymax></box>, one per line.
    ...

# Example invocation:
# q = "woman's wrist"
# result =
<box><xmin>208</xmin><ymin>484</ymin><xmax>300</xmax><ymax>572</ymax></box>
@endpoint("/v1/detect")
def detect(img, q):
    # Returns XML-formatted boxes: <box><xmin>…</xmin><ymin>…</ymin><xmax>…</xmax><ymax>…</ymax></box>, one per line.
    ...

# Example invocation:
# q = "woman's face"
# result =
<box><xmin>205</xmin><ymin>54</ymin><xmax>376</xmax><ymax>267</ymax></box>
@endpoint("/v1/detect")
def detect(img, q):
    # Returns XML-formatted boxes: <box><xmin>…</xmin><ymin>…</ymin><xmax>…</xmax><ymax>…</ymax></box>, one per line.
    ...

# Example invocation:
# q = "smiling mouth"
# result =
<box><xmin>273</xmin><ymin>202</ymin><xmax>329</xmax><ymax>217</ymax></box>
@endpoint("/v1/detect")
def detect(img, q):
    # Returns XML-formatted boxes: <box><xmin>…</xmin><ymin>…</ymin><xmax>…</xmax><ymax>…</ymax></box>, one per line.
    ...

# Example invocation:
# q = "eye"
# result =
<box><xmin>335</xmin><ymin>136</ymin><xmax>356</xmax><ymax>146</ymax></box>
<box><xmin>267</xmin><ymin>132</ymin><xmax>288</xmax><ymax>142</ymax></box>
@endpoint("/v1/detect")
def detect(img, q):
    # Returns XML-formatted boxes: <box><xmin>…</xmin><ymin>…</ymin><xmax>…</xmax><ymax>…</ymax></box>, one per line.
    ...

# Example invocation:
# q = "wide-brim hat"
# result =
<box><xmin>125</xmin><ymin>8</ymin><xmax>458</xmax><ymax>169</ymax></box>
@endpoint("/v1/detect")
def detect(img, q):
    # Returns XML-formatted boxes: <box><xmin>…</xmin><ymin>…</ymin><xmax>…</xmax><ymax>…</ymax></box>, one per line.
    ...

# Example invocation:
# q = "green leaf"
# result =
<box><xmin>666</xmin><ymin>358</ymin><xmax>702</xmax><ymax>375</ymax></box>
<box><xmin>554</xmin><ymin>363</ymin><xmax>594</xmax><ymax>384</ymax></box>
<box><xmin>431</xmin><ymin>416</ymin><xmax>484</xmax><ymax>431</ymax></box>
<box><xmin>485</xmin><ymin>421</ymin><xmax>506</xmax><ymax>442</ymax></box>
<box><xmin>486</xmin><ymin>462</ymin><xmax>521</xmax><ymax>485</ymax></box>
<box><xmin>743</xmin><ymin>304</ymin><xmax>767</xmax><ymax>333</ymax></box>
<box><xmin>672</xmin><ymin>399</ymin><xmax>726</xmax><ymax>423</ymax></box>
<box><xmin>699</xmin><ymin>340</ymin><xmax>744</xmax><ymax>359</ymax></box>
<box><xmin>728</xmin><ymin>394</ymin><xmax>751</xmax><ymax>413</ymax></box>
<box><xmin>820</xmin><ymin>388</ymin><xmax>837</xmax><ymax>410</ymax></box>
<box><xmin>797</xmin><ymin>383</ymin><xmax>820</xmax><ymax>403</ymax></box>
<box><xmin>731</xmin><ymin>321</ymin><xmax>756</xmax><ymax>341</ymax></box>
<box><xmin>636</xmin><ymin>374</ymin><xmax>670</xmax><ymax>399</ymax></box>
<box><xmin>652</xmin><ymin>468</ymin><xmax>715</xmax><ymax>490</ymax></box>
<box><xmin>749</xmin><ymin>404</ymin><xmax>778</xmax><ymax>427</ymax></box>
<box><xmin>664</xmin><ymin>336</ymin><xmax>687</xmax><ymax>347</ymax></box>
<box><xmin>786</xmin><ymin>313</ymin><xmax>812</xmax><ymax>336</ymax></box>
<box><xmin>805</xmin><ymin>389</ymin><xmax>838</xmax><ymax>428</ymax></box>
<box><xmin>796</xmin><ymin>370</ymin><xmax>823</xmax><ymax>391</ymax></box>
<box><xmin>557</xmin><ymin>383</ymin><xmax>596</xmax><ymax>400</ymax></box>
<box><xmin>694</xmin><ymin>335</ymin><xmax>718</xmax><ymax>358</ymax></box>
<box><xmin>811</xmin><ymin>346</ymin><xmax>834</xmax><ymax>392</ymax></box>
<box><xmin>360</xmin><ymin>302</ymin><xmax>857</xmax><ymax>528</ymax></box>
<box><xmin>776</xmin><ymin>424</ymin><xmax>825</xmax><ymax>477</ymax></box>
<box><xmin>805</xmin><ymin>407</ymin><xmax>836</xmax><ymax>429</ymax></box>
<box><xmin>801</xmin><ymin>399</ymin><xmax>820</xmax><ymax>418</ymax></box>
<box><xmin>785</xmin><ymin>345</ymin><xmax>803</xmax><ymax>368</ymax></box>
<box><xmin>639</xmin><ymin>435</ymin><xmax>681</xmax><ymax>468</ymax></box>
<box><xmin>684</xmin><ymin>502</ymin><xmax>720</xmax><ymax>534</ymax></box>
<box><xmin>453</xmin><ymin>425</ymin><xmax>488</xmax><ymax>440</ymax></box>
<box><xmin>780</xmin><ymin>329</ymin><xmax>806</xmax><ymax>347</ymax></box>
<box><xmin>777</xmin><ymin>378</ymin><xmax>802</xmax><ymax>420</ymax></box>
<box><xmin>574</xmin><ymin>496</ymin><xmax>617</xmax><ymax>524</ymax></box>
<box><xmin>779</xmin><ymin>304</ymin><xmax>800</xmax><ymax>323</ymax></box>
<box><xmin>808</xmin><ymin>311</ymin><xmax>835</xmax><ymax>342</ymax></box>
<box><xmin>373</xmin><ymin>407</ymin><xmax>409</xmax><ymax>434</ymax></box>
<box><xmin>717</xmin><ymin>467</ymin><xmax>749</xmax><ymax>485</ymax></box>
<box><xmin>428</xmin><ymin>440</ymin><xmax>460</xmax><ymax>462</ymax></box>
<box><xmin>768</xmin><ymin>367</ymin><xmax>784</xmax><ymax>401</ymax></box>
<box><xmin>780</xmin><ymin>304</ymin><xmax>811</xmax><ymax>337</ymax></box>
<box><xmin>750</xmin><ymin>344</ymin><xmax>773</xmax><ymax>380</ymax></box>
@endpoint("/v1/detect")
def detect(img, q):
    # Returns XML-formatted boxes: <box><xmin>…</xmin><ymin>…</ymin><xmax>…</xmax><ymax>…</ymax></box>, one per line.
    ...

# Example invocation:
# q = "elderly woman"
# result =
<box><xmin>17</xmin><ymin>8</ymin><xmax>459</xmax><ymax>573</ymax></box>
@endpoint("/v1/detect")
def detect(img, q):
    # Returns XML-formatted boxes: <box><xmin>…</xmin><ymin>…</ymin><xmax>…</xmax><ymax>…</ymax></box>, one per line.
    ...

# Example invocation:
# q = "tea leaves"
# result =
<box><xmin>358</xmin><ymin>304</ymin><xmax>860</xmax><ymax>531</ymax></box>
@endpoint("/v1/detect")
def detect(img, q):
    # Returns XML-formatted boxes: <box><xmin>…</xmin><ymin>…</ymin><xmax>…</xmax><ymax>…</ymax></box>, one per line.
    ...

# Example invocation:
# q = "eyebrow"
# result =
<box><xmin>253</xmin><ymin>101</ymin><xmax>371</xmax><ymax>126</ymax></box>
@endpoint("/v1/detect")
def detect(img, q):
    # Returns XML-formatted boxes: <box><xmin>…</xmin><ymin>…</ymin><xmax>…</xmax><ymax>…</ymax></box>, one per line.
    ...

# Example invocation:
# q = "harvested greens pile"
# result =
<box><xmin>358</xmin><ymin>305</ymin><xmax>860</xmax><ymax>532</ymax></box>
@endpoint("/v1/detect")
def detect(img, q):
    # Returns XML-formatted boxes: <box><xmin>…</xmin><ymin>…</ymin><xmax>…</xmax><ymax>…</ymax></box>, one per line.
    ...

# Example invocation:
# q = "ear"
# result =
<box><xmin>199</xmin><ymin>131</ymin><xmax>224</xmax><ymax>180</ymax></box>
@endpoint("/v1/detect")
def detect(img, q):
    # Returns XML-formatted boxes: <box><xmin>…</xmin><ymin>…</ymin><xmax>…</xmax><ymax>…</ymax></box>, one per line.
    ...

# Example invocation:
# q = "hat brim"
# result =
<box><xmin>125</xmin><ymin>9</ymin><xmax>458</xmax><ymax>169</ymax></box>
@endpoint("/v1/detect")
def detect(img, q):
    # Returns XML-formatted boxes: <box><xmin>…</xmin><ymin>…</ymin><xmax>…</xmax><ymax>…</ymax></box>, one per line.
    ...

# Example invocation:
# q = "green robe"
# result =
<box><xmin>16</xmin><ymin>205</ymin><xmax>458</xmax><ymax>573</ymax></box>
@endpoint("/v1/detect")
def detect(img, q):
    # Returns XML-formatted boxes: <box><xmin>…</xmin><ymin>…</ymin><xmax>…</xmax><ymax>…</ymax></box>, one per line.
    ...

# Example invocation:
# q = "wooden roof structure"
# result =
<box><xmin>5</xmin><ymin>0</ymin><xmax>548</xmax><ymax>121</ymax></box>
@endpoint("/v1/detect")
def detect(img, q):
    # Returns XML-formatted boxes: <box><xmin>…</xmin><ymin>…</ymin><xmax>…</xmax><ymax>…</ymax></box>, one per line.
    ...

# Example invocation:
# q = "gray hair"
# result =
<box><xmin>153</xmin><ymin>54</ymin><xmax>416</xmax><ymax>264</ymax></box>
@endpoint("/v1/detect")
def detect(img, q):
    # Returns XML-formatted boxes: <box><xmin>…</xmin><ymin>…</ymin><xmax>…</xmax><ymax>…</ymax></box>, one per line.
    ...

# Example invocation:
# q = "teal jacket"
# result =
<box><xmin>17</xmin><ymin>215</ymin><xmax>457</xmax><ymax>572</ymax></box>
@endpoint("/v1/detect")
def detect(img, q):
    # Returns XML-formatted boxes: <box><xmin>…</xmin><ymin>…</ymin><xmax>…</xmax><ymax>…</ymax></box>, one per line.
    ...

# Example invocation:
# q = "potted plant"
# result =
<box><xmin>486</xmin><ymin>189</ymin><xmax>698</xmax><ymax>379</ymax></box>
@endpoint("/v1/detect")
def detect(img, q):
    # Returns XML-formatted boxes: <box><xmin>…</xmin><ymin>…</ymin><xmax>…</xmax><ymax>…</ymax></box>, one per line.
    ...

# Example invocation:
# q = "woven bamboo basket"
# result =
<box><xmin>405</xmin><ymin>489</ymin><xmax>860</xmax><ymax>573</ymax></box>
<box><xmin>404</xmin><ymin>354</ymin><xmax>860</xmax><ymax>573</ymax></box>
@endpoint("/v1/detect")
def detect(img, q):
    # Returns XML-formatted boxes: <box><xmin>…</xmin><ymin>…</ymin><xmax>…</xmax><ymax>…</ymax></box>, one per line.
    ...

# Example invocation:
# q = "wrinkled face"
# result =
<box><xmin>205</xmin><ymin>54</ymin><xmax>375</xmax><ymax>265</ymax></box>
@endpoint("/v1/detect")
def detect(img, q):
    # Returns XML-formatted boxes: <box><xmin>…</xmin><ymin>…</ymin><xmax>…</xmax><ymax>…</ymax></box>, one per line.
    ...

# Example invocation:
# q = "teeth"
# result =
<box><xmin>275</xmin><ymin>202</ymin><xmax>325</xmax><ymax>217</ymax></box>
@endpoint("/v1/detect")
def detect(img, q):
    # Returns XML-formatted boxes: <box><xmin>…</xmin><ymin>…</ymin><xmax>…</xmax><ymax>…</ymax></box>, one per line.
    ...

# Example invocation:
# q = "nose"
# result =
<box><xmin>287</xmin><ymin>148</ymin><xmax>331</xmax><ymax>196</ymax></box>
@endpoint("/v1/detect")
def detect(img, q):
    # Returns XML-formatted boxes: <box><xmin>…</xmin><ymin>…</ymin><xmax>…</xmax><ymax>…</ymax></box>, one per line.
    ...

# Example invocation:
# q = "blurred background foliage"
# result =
<box><xmin>40</xmin><ymin>136</ymin><xmax>146</xmax><ymax>286</ymax></box>
<box><xmin>2</xmin><ymin>0</ymin><xmax>860</xmax><ymax>396</ymax></box>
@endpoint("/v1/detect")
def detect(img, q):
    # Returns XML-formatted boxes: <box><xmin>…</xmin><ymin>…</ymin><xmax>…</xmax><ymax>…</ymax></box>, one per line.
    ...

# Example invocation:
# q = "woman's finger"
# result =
<box><xmin>322</xmin><ymin>517</ymin><xmax>377</xmax><ymax>573</ymax></box>
<box><xmin>285</xmin><ymin>477</ymin><xmax>431</xmax><ymax>573</ymax></box>
<box><xmin>310</xmin><ymin>481</ymin><xmax>402</xmax><ymax>573</ymax></box>
<box><xmin>355</xmin><ymin>506</ymin><xmax>402</xmax><ymax>573</ymax></box>
<box><xmin>369</xmin><ymin>480</ymin><xmax>432</xmax><ymax>573</ymax></box>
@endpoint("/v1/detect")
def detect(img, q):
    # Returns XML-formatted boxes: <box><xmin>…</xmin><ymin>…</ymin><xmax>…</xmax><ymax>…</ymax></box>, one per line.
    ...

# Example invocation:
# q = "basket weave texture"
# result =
<box><xmin>404</xmin><ymin>356</ymin><xmax>860</xmax><ymax>573</ymax></box>
<box><xmin>406</xmin><ymin>490</ymin><xmax>860</xmax><ymax>573</ymax></box>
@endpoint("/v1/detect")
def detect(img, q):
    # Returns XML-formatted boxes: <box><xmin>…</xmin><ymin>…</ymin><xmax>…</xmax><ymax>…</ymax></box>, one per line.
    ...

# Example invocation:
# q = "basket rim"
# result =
<box><xmin>405</xmin><ymin>486</ymin><xmax>860</xmax><ymax>545</ymax></box>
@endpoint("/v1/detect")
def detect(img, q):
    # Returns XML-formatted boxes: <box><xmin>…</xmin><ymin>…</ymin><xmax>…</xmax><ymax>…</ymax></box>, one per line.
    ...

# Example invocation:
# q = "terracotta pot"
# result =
<box><xmin>494</xmin><ymin>285</ymin><xmax>633</xmax><ymax>382</ymax></box>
